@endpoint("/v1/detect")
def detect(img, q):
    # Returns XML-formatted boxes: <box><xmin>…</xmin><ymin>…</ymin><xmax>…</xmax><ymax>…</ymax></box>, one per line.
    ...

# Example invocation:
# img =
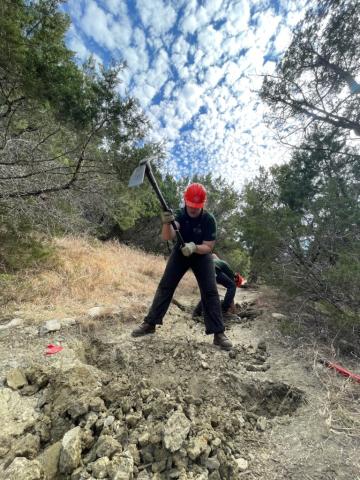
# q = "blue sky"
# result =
<box><xmin>64</xmin><ymin>0</ymin><xmax>309</xmax><ymax>188</ymax></box>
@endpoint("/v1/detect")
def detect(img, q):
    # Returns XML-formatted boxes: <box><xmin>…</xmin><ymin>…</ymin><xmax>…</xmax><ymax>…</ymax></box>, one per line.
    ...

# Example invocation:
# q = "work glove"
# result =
<box><xmin>181</xmin><ymin>242</ymin><xmax>197</xmax><ymax>256</ymax></box>
<box><xmin>161</xmin><ymin>210</ymin><xmax>175</xmax><ymax>224</ymax></box>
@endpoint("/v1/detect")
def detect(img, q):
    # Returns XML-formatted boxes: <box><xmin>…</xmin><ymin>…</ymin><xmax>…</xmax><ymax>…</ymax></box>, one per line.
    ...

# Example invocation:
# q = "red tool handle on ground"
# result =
<box><xmin>319</xmin><ymin>358</ymin><xmax>360</xmax><ymax>383</ymax></box>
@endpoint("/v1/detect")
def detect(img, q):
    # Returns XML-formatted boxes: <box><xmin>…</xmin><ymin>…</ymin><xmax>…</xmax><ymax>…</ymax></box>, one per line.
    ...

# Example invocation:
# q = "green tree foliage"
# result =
<box><xmin>0</xmin><ymin>0</ymin><xmax>162</xmax><ymax>266</ymax></box>
<box><xmin>251</xmin><ymin>0</ymin><xmax>360</xmax><ymax>329</ymax></box>
<box><xmin>261</xmin><ymin>0</ymin><xmax>360</xmax><ymax>140</ymax></box>
<box><xmin>240</xmin><ymin>129</ymin><xmax>359</xmax><ymax>323</ymax></box>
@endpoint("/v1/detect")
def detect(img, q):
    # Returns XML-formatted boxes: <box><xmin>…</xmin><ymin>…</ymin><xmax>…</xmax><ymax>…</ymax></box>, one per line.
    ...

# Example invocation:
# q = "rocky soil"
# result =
<box><xmin>0</xmin><ymin>287</ymin><xmax>359</xmax><ymax>479</ymax></box>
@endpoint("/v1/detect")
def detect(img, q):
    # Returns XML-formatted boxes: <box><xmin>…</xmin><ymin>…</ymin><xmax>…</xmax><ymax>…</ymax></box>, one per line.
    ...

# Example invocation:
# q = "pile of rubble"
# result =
<box><xmin>0</xmin><ymin>333</ymin><xmax>303</xmax><ymax>480</ymax></box>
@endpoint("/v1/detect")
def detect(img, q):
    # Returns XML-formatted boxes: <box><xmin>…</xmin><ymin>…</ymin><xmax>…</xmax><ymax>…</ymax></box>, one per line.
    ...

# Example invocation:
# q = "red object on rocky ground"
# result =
<box><xmin>235</xmin><ymin>273</ymin><xmax>245</xmax><ymax>287</ymax></box>
<box><xmin>320</xmin><ymin>358</ymin><xmax>360</xmax><ymax>383</ymax></box>
<box><xmin>45</xmin><ymin>344</ymin><xmax>63</xmax><ymax>355</ymax></box>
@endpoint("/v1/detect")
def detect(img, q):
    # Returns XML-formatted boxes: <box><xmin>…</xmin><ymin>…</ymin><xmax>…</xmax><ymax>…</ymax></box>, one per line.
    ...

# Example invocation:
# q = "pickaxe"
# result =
<box><xmin>128</xmin><ymin>158</ymin><xmax>185</xmax><ymax>247</ymax></box>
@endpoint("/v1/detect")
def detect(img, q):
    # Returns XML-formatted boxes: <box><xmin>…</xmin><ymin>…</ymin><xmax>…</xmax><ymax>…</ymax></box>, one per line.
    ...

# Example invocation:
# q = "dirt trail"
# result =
<box><xmin>0</xmin><ymin>286</ymin><xmax>359</xmax><ymax>479</ymax></box>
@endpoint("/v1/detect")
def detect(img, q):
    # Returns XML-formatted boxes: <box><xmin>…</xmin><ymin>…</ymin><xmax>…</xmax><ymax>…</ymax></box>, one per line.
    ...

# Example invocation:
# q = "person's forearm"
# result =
<box><xmin>194</xmin><ymin>243</ymin><xmax>212</xmax><ymax>255</ymax></box>
<box><xmin>162</xmin><ymin>224</ymin><xmax>176</xmax><ymax>241</ymax></box>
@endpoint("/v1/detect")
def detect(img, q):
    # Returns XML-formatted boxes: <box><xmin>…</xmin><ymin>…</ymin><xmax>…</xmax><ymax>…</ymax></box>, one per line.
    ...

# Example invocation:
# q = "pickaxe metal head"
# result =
<box><xmin>128</xmin><ymin>158</ymin><xmax>148</xmax><ymax>188</ymax></box>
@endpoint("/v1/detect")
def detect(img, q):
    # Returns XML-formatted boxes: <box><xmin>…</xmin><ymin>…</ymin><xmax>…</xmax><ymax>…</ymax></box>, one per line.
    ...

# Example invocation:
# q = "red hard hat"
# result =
<box><xmin>184</xmin><ymin>183</ymin><xmax>207</xmax><ymax>208</ymax></box>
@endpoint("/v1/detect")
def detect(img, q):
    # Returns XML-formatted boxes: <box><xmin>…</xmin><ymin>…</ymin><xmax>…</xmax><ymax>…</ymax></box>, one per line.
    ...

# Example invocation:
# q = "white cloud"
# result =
<box><xmin>204</xmin><ymin>66</ymin><xmax>224</xmax><ymax>89</ymax></box>
<box><xmin>273</xmin><ymin>24</ymin><xmax>292</xmax><ymax>53</ymax></box>
<box><xmin>197</xmin><ymin>25</ymin><xmax>224</xmax><ymax>53</ymax></box>
<box><xmin>226</xmin><ymin>0</ymin><xmax>251</xmax><ymax>34</ymax></box>
<box><xmin>81</xmin><ymin>1</ymin><xmax>115</xmax><ymax>49</ymax></box>
<box><xmin>103</xmin><ymin>0</ymin><xmax>128</xmax><ymax>16</ymax></box>
<box><xmin>136</xmin><ymin>0</ymin><xmax>177</xmax><ymax>35</ymax></box>
<box><xmin>67</xmin><ymin>27</ymin><xmax>90</xmax><ymax>61</ymax></box>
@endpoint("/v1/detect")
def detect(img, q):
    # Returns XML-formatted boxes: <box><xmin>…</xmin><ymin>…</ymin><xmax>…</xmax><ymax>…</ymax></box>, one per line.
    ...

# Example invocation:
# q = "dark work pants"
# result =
<box><xmin>144</xmin><ymin>248</ymin><xmax>224</xmax><ymax>335</ymax></box>
<box><xmin>194</xmin><ymin>270</ymin><xmax>236</xmax><ymax>316</ymax></box>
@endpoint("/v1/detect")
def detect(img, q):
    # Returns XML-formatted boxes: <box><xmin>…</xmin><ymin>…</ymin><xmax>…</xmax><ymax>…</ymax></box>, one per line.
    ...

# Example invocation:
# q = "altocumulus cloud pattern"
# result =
<box><xmin>65</xmin><ymin>0</ymin><xmax>310</xmax><ymax>188</ymax></box>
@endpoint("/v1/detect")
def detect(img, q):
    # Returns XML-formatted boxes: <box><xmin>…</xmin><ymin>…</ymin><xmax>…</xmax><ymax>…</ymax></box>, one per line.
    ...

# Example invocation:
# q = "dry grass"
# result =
<box><xmin>1</xmin><ymin>236</ymin><xmax>198</xmax><ymax>321</ymax></box>
<box><xmin>314</xmin><ymin>354</ymin><xmax>360</xmax><ymax>440</ymax></box>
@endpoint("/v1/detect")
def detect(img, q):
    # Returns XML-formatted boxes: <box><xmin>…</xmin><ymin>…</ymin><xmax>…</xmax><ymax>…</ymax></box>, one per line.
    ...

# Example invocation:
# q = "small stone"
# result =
<box><xmin>137</xmin><ymin>471</ymin><xmax>151</xmax><ymax>480</ymax></box>
<box><xmin>187</xmin><ymin>435</ymin><xmax>208</xmax><ymax>460</ymax></box>
<box><xmin>271</xmin><ymin>313</ymin><xmax>287</xmax><ymax>320</ymax></box>
<box><xmin>205</xmin><ymin>456</ymin><xmax>220</xmax><ymax>471</ymax></box>
<box><xmin>62</xmin><ymin>317</ymin><xmax>77</xmax><ymax>326</ymax></box>
<box><xmin>125</xmin><ymin>413</ymin><xmax>141</xmax><ymax>427</ymax></box>
<box><xmin>245</xmin><ymin>363</ymin><xmax>265</xmax><ymax>372</ymax></box>
<box><xmin>12</xmin><ymin>433</ymin><xmax>40</xmax><ymax>459</ymax></box>
<box><xmin>152</xmin><ymin>459</ymin><xmax>167</xmax><ymax>473</ymax></box>
<box><xmin>257</xmin><ymin>340</ymin><xmax>267</xmax><ymax>351</ymax></box>
<box><xmin>0</xmin><ymin>318</ymin><xmax>23</xmax><ymax>330</ymax></box>
<box><xmin>5</xmin><ymin>457</ymin><xmax>44</xmax><ymax>480</ymax></box>
<box><xmin>59</xmin><ymin>426</ymin><xmax>82</xmax><ymax>474</ymax></box>
<box><xmin>85</xmin><ymin>412</ymin><xmax>99</xmax><ymax>430</ymax></box>
<box><xmin>20</xmin><ymin>385</ymin><xmax>39</xmax><ymax>396</ymax></box>
<box><xmin>87</xmin><ymin>306</ymin><xmax>119</xmax><ymax>319</ymax></box>
<box><xmin>89</xmin><ymin>397</ymin><xmax>106</xmax><ymax>413</ymax></box>
<box><xmin>81</xmin><ymin>430</ymin><xmax>95</xmax><ymax>450</ymax></box>
<box><xmin>39</xmin><ymin>319</ymin><xmax>61</xmax><ymax>335</ymax></box>
<box><xmin>208</xmin><ymin>471</ymin><xmax>221</xmax><ymax>480</ymax></box>
<box><xmin>70</xmin><ymin>467</ymin><xmax>86</xmax><ymax>480</ymax></box>
<box><xmin>37</xmin><ymin>441</ymin><xmax>61</xmax><ymax>480</ymax></box>
<box><xmin>104</xmin><ymin>415</ymin><xmax>115</xmax><ymax>427</ymax></box>
<box><xmin>91</xmin><ymin>456</ymin><xmax>110</xmax><ymax>478</ymax></box>
<box><xmin>6</xmin><ymin>368</ymin><xmax>28</xmax><ymax>390</ymax></box>
<box><xmin>127</xmin><ymin>443</ymin><xmax>140</xmax><ymax>465</ymax></box>
<box><xmin>95</xmin><ymin>435</ymin><xmax>122</xmax><ymax>459</ymax></box>
<box><xmin>235</xmin><ymin>458</ymin><xmax>248</xmax><ymax>471</ymax></box>
<box><xmin>211</xmin><ymin>438</ymin><xmax>221</xmax><ymax>448</ymax></box>
<box><xmin>107</xmin><ymin>450</ymin><xmax>134</xmax><ymax>480</ymax></box>
<box><xmin>201</xmin><ymin>361</ymin><xmax>210</xmax><ymax>370</ymax></box>
<box><xmin>228</xmin><ymin>350</ymin><xmax>237</xmax><ymax>359</ymax></box>
<box><xmin>67</xmin><ymin>398</ymin><xmax>89</xmax><ymax>419</ymax></box>
<box><xmin>256</xmin><ymin>416</ymin><xmax>267</xmax><ymax>431</ymax></box>
<box><xmin>164</xmin><ymin>412</ymin><xmax>191</xmax><ymax>453</ymax></box>
<box><xmin>138</xmin><ymin>432</ymin><xmax>150</xmax><ymax>447</ymax></box>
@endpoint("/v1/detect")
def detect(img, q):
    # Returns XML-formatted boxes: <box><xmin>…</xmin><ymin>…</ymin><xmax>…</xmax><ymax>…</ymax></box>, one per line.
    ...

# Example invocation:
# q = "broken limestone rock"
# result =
<box><xmin>90</xmin><ymin>456</ymin><xmax>110</xmax><ymax>478</ymax></box>
<box><xmin>187</xmin><ymin>435</ymin><xmax>209</xmax><ymax>461</ymax></box>
<box><xmin>164</xmin><ymin>412</ymin><xmax>191</xmax><ymax>453</ymax></box>
<box><xmin>235</xmin><ymin>457</ymin><xmax>249</xmax><ymax>471</ymax></box>
<box><xmin>37</xmin><ymin>441</ymin><xmax>62</xmax><ymax>480</ymax></box>
<box><xmin>6</xmin><ymin>368</ymin><xmax>28</xmax><ymax>390</ymax></box>
<box><xmin>107</xmin><ymin>450</ymin><xmax>134</xmax><ymax>480</ymax></box>
<box><xmin>0</xmin><ymin>388</ymin><xmax>38</xmax><ymax>439</ymax></box>
<box><xmin>5</xmin><ymin>457</ymin><xmax>45</xmax><ymax>480</ymax></box>
<box><xmin>95</xmin><ymin>435</ymin><xmax>122</xmax><ymax>459</ymax></box>
<box><xmin>256</xmin><ymin>416</ymin><xmax>267</xmax><ymax>431</ymax></box>
<box><xmin>87</xmin><ymin>306</ymin><xmax>120</xmax><ymax>319</ymax></box>
<box><xmin>205</xmin><ymin>456</ymin><xmax>220</xmax><ymax>471</ymax></box>
<box><xmin>59</xmin><ymin>426</ymin><xmax>82</xmax><ymax>474</ymax></box>
<box><xmin>11</xmin><ymin>433</ymin><xmax>40</xmax><ymax>460</ymax></box>
<box><xmin>0</xmin><ymin>317</ymin><xmax>23</xmax><ymax>330</ymax></box>
<box><xmin>39</xmin><ymin>319</ymin><xmax>61</xmax><ymax>335</ymax></box>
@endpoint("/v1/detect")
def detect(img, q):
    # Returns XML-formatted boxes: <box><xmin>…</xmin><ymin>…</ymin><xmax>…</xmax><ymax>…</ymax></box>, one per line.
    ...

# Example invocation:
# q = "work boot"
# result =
<box><xmin>213</xmin><ymin>332</ymin><xmax>233</xmax><ymax>351</ymax></box>
<box><xmin>131</xmin><ymin>321</ymin><xmax>156</xmax><ymax>337</ymax></box>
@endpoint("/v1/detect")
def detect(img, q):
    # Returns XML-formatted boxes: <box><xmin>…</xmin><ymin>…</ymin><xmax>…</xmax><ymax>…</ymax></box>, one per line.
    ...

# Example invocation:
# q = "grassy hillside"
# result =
<box><xmin>0</xmin><ymin>237</ymin><xmax>198</xmax><ymax>321</ymax></box>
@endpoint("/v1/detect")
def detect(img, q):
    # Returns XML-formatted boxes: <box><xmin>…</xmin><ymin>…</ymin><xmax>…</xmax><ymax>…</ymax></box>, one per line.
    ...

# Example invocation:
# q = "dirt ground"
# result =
<box><xmin>0</xmin><ymin>285</ymin><xmax>359</xmax><ymax>479</ymax></box>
